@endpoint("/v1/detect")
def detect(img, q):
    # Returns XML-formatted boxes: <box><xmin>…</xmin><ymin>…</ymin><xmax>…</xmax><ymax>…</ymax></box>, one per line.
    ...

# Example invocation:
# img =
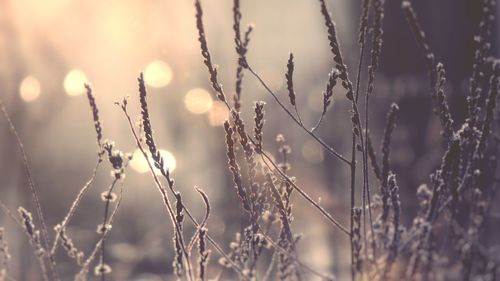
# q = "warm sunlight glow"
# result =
<box><xmin>130</xmin><ymin>148</ymin><xmax>177</xmax><ymax>174</ymax></box>
<box><xmin>19</xmin><ymin>76</ymin><xmax>41</xmax><ymax>102</ymax></box>
<box><xmin>144</xmin><ymin>60</ymin><xmax>173</xmax><ymax>88</ymax></box>
<box><xmin>15</xmin><ymin>0</ymin><xmax>71</xmax><ymax>21</ymax></box>
<box><xmin>64</xmin><ymin>69</ymin><xmax>88</xmax><ymax>96</ymax></box>
<box><xmin>302</xmin><ymin>140</ymin><xmax>324</xmax><ymax>163</ymax></box>
<box><xmin>184</xmin><ymin>88</ymin><xmax>213</xmax><ymax>114</ymax></box>
<box><xmin>208</xmin><ymin>101</ymin><xmax>229</xmax><ymax>126</ymax></box>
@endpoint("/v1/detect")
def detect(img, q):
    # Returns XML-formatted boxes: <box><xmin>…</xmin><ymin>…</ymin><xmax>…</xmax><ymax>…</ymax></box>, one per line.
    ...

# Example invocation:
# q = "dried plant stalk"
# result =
<box><xmin>381</xmin><ymin>103</ymin><xmax>399</xmax><ymax>222</ymax></box>
<box><xmin>0</xmin><ymin>227</ymin><xmax>11</xmax><ymax>280</ymax></box>
<box><xmin>0</xmin><ymin>102</ymin><xmax>59</xmax><ymax>281</ymax></box>
<box><xmin>402</xmin><ymin>1</ymin><xmax>454</xmax><ymax>139</ymax></box>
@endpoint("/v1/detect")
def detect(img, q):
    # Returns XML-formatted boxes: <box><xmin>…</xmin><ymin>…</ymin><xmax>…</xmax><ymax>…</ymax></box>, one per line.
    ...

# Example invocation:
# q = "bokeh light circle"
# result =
<box><xmin>64</xmin><ymin>69</ymin><xmax>88</xmax><ymax>96</ymax></box>
<box><xmin>184</xmin><ymin>88</ymin><xmax>213</xmax><ymax>114</ymax></box>
<box><xmin>130</xmin><ymin>148</ymin><xmax>177</xmax><ymax>174</ymax></box>
<box><xmin>19</xmin><ymin>75</ymin><xmax>41</xmax><ymax>102</ymax></box>
<box><xmin>144</xmin><ymin>60</ymin><xmax>173</xmax><ymax>88</ymax></box>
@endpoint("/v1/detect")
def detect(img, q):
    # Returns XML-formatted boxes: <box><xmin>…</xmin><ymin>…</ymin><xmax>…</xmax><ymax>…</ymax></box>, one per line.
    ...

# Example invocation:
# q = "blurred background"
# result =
<box><xmin>0</xmin><ymin>0</ymin><xmax>498</xmax><ymax>280</ymax></box>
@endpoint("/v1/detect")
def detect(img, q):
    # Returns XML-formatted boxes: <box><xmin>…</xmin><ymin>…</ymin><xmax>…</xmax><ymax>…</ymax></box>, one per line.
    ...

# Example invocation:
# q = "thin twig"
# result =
<box><xmin>246</xmin><ymin>66</ymin><xmax>351</xmax><ymax>165</ymax></box>
<box><xmin>51</xmin><ymin>161</ymin><xmax>101</xmax><ymax>256</ymax></box>
<box><xmin>119</xmin><ymin>102</ymin><xmax>248</xmax><ymax>279</ymax></box>
<box><xmin>259</xmin><ymin>151</ymin><xmax>351</xmax><ymax>236</ymax></box>
<box><xmin>0</xmin><ymin>101</ymin><xmax>60</xmax><ymax>281</ymax></box>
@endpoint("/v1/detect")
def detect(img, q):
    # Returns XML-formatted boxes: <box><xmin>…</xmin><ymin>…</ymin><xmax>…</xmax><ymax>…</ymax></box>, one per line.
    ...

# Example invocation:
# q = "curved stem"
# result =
<box><xmin>0</xmin><ymin>102</ymin><xmax>60</xmax><ymax>281</ymax></box>
<box><xmin>51</xmin><ymin>161</ymin><xmax>101</xmax><ymax>256</ymax></box>
<box><xmin>120</xmin><ymin>105</ymin><xmax>247</xmax><ymax>279</ymax></box>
